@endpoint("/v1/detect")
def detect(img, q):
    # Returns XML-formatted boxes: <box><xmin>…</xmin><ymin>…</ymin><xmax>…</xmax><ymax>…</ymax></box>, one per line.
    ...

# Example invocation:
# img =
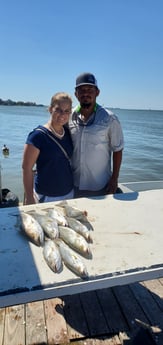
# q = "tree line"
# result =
<box><xmin>0</xmin><ymin>98</ymin><xmax>44</xmax><ymax>106</ymax></box>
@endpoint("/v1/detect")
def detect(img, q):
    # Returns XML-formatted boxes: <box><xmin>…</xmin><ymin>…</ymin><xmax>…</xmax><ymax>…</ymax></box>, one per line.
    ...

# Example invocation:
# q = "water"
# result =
<box><xmin>0</xmin><ymin>106</ymin><xmax>163</xmax><ymax>203</ymax></box>
<box><xmin>115</xmin><ymin>108</ymin><xmax>163</xmax><ymax>182</ymax></box>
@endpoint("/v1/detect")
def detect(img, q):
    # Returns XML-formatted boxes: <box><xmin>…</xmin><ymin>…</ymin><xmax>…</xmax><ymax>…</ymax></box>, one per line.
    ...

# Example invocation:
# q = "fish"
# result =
<box><xmin>58</xmin><ymin>226</ymin><xmax>91</xmax><ymax>258</ymax></box>
<box><xmin>19</xmin><ymin>212</ymin><xmax>44</xmax><ymax>246</ymax></box>
<box><xmin>64</xmin><ymin>205</ymin><xmax>88</xmax><ymax>218</ymax></box>
<box><xmin>43</xmin><ymin>239</ymin><xmax>62</xmax><ymax>273</ymax></box>
<box><xmin>46</xmin><ymin>208</ymin><xmax>68</xmax><ymax>226</ymax></box>
<box><xmin>56</xmin><ymin>238</ymin><xmax>88</xmax><ymax>278</ymax></box>
<box><xmin>56</xmin><ymin>200</ymin><xmax>68</xmax><ymax>207</ymax></box>
<box><xmin>66</xmin><ymin>217</ymin><xmax>92</xmax><ymax>242</ymax></box>
<box><xmin>31</xmin><ymin>213</ymin><xmax>59</xmax><ymax>240</ymax></box>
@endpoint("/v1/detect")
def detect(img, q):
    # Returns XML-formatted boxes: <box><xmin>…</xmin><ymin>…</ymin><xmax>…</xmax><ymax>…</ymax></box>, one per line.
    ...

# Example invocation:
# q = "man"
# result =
<box><xmin>69</xmin><ymin>72</ymin><xmax>124</xmax><ymax>198</ymax></box>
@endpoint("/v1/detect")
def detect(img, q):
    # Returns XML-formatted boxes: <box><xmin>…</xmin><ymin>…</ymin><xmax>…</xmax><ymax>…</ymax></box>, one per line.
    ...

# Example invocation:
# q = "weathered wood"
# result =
<box><xmin>0</xmin><ymin>279</ymin><xmax>162</xmax><ymax>345</ymax></box>
<box><xmin>110</xmin><ymin>335</ymin><xmax>122</xmax><ymax>345</ymax></box>
<box><xmin>3</xmin><ymin>305</ymin><xmax>25</xmax><ymax>345</ymax></box>
<box><xmin>62</xmin><ymin>293</ymin><xmax>89</xmax><ymax>339</ymax></box>
<box><xmin>159</xmin><ymin>278</ymin><xmax>163</xmax><ymax>285</ymax></box>
<box><xmin>0</xmin><ymin>308</ymin><xmax>5</xmax><ymax>345</ymax></box>
<box><xmin>123</xmin><ymin>329</ymin><xmax>155</xmax><ymax>345</ymax></box>
<box><xmin>119</xmin><ymin>332</ymin><xmax>130</xmax><ymax>344</ymax></box>
<box><xmin>131</xmin><ymin>282</ymin><xmax>163</xmax><ymax>325</ymax></box>
<box><xmin>79</xmin><ymin>291</ymin><xmax>109</xmax><ymax>337</ymax></box>
<box><xmin>96</xmin><ymin>288</ymin><xmax>128</xmax><ymax>333</ymax></box>
<box><xmin>130</xmin><ymin>282</ymin><xmax>163</xmax><ymax>345</ymax></box>
<box><xmin>112</xmin><ymin>284</ymin><xmax>156</xmax><ymax>344</ymax></box>
<box><xmin>25</xmin><ymin>300</ymin><xmax>47</xmax><ymax>345</ymax></box>
<box><xmin>72</xmin><ymin>337</ymin><xmax>122</xmax><ymax>345</ymax></box>
<box><xmin>143</xmin><ymin>279</ymin><xmax>163</xmax><ymax>310</ymax></box>
<box><xmin>113</xmin><ymin>284</ymin><xmax>150</xmax><ymax>328</ymax></box>
<box><xmin>44</xmin><ymin>297</ymin><xmax>68</xmax><ymax>345</ymax></box>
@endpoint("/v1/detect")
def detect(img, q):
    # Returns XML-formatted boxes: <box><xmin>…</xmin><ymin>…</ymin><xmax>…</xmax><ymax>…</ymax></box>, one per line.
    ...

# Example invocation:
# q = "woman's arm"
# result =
<box><xmin>22</xmin><ymin>144</ymin><xmax>40</xmax><ymax>205</ymax></box>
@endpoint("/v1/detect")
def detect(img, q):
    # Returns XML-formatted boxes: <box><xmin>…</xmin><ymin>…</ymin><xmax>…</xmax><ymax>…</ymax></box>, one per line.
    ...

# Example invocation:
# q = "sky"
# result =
<box><xmin>0</xmin><ymin>0</ymin><xmax>163</xmax><ymax>110</ymax></box>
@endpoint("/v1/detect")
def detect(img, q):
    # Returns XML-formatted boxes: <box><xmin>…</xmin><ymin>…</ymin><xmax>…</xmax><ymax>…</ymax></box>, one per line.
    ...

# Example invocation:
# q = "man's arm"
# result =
<box><xmin>106</xmin><ymin>149</ymin><xmax>123</xmax><ymax>194</ymax></box>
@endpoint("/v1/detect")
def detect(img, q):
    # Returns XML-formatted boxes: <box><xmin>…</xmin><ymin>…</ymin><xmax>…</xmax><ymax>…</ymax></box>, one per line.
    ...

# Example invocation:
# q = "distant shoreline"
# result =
<box><xmin>0</xmin><ymin>98</ymin><xmax>44</xmax><ymax>107</ymax></box>
<box><xmin>0</xmin><ymin>99</ymin><xmax>162</xmax><ymax>111</ymax></box>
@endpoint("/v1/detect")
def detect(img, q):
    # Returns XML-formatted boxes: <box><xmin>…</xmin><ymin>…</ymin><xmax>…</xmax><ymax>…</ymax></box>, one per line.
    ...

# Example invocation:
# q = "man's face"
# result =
<box><xmin>75</xmin><ymin>85</ymin><xmax>99</xmax><ymax>108</ymax></box>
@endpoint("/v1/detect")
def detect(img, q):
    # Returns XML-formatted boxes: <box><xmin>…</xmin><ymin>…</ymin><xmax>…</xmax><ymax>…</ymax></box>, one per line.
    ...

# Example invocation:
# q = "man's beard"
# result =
<box><xmin>81</xmin><ymin>102</ymin><xmax>92</xmax><ymax>109</ymax></box>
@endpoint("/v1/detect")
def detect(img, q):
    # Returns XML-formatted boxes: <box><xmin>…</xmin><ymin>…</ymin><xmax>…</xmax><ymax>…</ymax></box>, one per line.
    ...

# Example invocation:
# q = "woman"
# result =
<box><xmin>22</xmin><ymin>92</ymin><xmax>74</xmax><ymax>205</ymax></box>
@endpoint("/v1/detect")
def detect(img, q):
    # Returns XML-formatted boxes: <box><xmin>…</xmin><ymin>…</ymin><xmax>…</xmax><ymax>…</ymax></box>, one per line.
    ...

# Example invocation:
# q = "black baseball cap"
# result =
<box><xmin>75</xmin><ymin>73</ymin><xmax>98</xmax><ymax>89</ymax></box>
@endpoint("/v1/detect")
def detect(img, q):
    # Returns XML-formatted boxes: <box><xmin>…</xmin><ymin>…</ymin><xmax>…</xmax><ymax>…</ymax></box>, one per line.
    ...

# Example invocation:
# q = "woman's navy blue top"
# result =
<box><xmin>26</xmin><ymin>125</ymin><xmax>73</xmax><ymax>197</ymax></box>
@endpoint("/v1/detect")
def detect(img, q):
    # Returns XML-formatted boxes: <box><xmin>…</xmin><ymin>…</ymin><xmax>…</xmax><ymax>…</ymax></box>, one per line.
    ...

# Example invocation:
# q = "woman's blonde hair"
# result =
<box><xmin>50</xmin><ymin>92</ymin><xmax>72</xmax><ymax>108</ymax></box>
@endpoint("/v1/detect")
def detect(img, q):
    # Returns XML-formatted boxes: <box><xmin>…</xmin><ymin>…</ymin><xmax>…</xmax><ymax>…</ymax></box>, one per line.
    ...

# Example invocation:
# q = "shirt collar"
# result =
<box><xmin>74</xmin><ymin>103</ymin><xmax>98</xmax><ymax>126</ymax></box>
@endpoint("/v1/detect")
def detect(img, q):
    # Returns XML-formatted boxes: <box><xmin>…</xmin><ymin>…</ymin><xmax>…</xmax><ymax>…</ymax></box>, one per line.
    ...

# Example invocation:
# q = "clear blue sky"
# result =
<box><xmin>1</xmin><ymin>0</ymin><xmax>163</xmax><ymax>109</ymax></box>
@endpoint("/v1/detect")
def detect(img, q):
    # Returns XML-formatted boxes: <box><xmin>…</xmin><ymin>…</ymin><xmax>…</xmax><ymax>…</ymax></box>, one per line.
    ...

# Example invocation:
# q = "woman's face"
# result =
<box><xmin>50</xmin><ymin>101</ymin><xmax>72</xmax><ymax>126</ymax></box>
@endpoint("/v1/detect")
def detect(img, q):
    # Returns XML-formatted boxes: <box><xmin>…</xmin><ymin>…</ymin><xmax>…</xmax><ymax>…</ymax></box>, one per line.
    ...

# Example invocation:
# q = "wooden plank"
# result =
<box><xmin>79</xmin><ymin>291</ymin><xmax>109</xmax><ymax>337</ymax></box>
<box><xmin>3</xmin><ymin>305</ymin><xmax>25</xmax><ymax>345</ymax></box>
<box><xmin>130</xmin><ymin>282</ymin><xmax>163</xmax><ymax>345</ymax></box>
<box><xmin>96</xmin><ymin>288</ymin><xmax>128</xmax><ymax>333</ymax></box>
<box><xmin>110</xmin><ymin>335</ymin><xmax>122</xmax><ymax>345</ymax></box>
<box><xmin>72</xmin><ymin>337</ymin><xmax>122</xmax><ymax>345</ymax></box>
<box><xmin>44</xmin><ymin>297</ymin><xmax>68</xmax><ymax>345</ymax></box>
<box><xmin>112</xmin><ymin>284</ymin><xmax>150</xmax><ymax>328</ymax></box>
<box><xmin>159</xmin><ymin>278</ymin><xmax>163</xmax><ymax>285</ymax></box>
<box><xmin>95</xmin><ymin>336</ymin><xmax>122</xmax><ymax>345</ymax></box>
<box><xmin>0</xmin><ymin>308</ymin><xmax>5</xmax><ymax>345</ymax></box>
<box><xmin>112</xmin><ymin>285</ymin><xmax>157</xmax><ymax>344</ymax></box>
<box><xmin>123</xmin><ymin>329</ymin><xmax>155</xmax><ymax>345</ymax></box>
<box><xmin>119</xmin><ymin>332</ymin><xmax>130</xmax><ymax>344</ymax></box>
<box><xmin>25</xmin><ymin>300</ymin><xmax>47</xmax><ymax>345</ymax></box>
<box><xmin>131</xmin><ymin>282</ymin><xmax>163</xmax><ymax>326</ymax></box>
<box><xmin>1</xmin><ymin>281</ymin><xmax>162</xmax><ymax>345</ymax></box>
<box><xmin>62</xmin><ymin>294</ymin><xmax>89</xmax><ymax>340</ymax></box>
<box><xmin>143</xmin><ymin>279</ymin><xmax>163</xmax><ymax>311</ymax></box>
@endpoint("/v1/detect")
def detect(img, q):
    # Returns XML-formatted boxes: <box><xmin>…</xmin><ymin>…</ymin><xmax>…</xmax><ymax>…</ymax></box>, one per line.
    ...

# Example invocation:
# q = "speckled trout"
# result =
<box><xmin>56</xmin><ymin>238</ymin><xmax>88</xmax><ymax>278</ymax></box>
<box><xmin>32</xmin><ymin>213</ymin><xmax>59</xmax><ymax>240</ymax></box>
<box><xmin>58</xmin><ymin>226</ymin><xmax>91</xmax><ymax>258</ymax></box>
<box><xmin>66</xmin><ymin>217</ymin><xmax>92</xmax><ymax>243</ymax></box>
<box><xmin>64</xmin><ymin>205</ymin><xmax>88</xmax><ymax>219</ymax></box>
<box><xmin>19</xmin><ymin>212</ymin><xmax>44</xmax><ymax>246</ymax></box>
<box><xmin>43</xmin><ymin>239</ymin><xmax>62</xmax><ymax>273</ymax></box>
<box><xmin>47</xmin><ymin>208</ymin><xmax>68</xmax><ymax>226</ymax></box>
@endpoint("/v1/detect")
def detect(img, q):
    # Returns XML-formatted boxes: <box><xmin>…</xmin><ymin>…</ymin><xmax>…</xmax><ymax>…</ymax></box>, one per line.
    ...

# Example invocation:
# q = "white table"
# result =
<box><xmin>0</xmin><ymin>189</ymin><xmax>163</xmax><ymax>307</ymax></box>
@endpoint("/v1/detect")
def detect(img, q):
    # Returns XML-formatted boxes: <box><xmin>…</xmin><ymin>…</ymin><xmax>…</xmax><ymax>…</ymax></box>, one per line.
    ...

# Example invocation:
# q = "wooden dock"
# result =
<box><xmin>0</xmin><ymin>278</ymin><xmax>163</xmax><ymax>345</ymax></box>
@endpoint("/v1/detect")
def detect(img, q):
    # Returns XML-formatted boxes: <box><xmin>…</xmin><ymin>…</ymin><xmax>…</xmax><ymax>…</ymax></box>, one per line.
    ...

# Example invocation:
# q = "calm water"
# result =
<box><xmin>0</xmin><ymin>106</ymin><xmax>163</xmax><ymax>202</ymax></box>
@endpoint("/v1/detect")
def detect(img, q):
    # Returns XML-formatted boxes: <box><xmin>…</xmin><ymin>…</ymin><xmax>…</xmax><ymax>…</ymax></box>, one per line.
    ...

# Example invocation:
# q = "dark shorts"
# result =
<box><xmin>74</xmin><ymin>186</ymin><xmax>123</xmax><ymax>198</ymax></box>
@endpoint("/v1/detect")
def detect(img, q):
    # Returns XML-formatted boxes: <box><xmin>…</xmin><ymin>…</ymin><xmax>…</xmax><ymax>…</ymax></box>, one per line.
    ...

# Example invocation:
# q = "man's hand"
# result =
<box><xmin>105</xmin><ymin>176</ymin><xmax>118</xmax><ymax>194</ymax></box>
<box><xmin>105</xmin><ymin>150</ymin><xmax>123</xmax><ymax>194</ymax></box>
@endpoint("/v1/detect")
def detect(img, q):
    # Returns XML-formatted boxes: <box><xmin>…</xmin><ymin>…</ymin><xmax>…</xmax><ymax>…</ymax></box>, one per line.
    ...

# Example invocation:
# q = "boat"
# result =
<box><xmin>119</xmin><ymin>180</ymin><xmax>163</xmax><ymax>193</ymax></box>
